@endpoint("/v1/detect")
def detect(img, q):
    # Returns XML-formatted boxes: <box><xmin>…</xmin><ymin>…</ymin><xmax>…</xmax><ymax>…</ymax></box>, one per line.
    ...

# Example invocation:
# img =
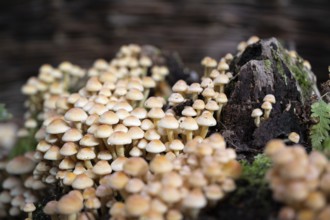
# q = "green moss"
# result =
<box><xmin>282</xmin><ymin>52</ymin><xmax>313</xmax><ymax>101</ymax></box>
<box><xmin>271</xmin><ymin>49</ymin><xmax>288</xmax><ymax>85</ymax></box>
<box><xmin>0</xmin><ymin>104</ymin><xmax>12</xmax><ymax>121</ymax></box>
<box><xmin>264</xmin><ymin>59</ymin><xmax>272</xmax><ymax>73</ymax></box>
<box><xmin>241</xmin><ymin>154</ymin><xmax>271</xmax><ymax>186</ymax></box>
<box><xmin>9</xmin><ymin>128</ymin><xmax>37</xmax><ymax>158</ymax></box>
<box><xmin>211</xmin><ymin>154</ymin><xmax>278</xmax><ymax>219</ymax></box>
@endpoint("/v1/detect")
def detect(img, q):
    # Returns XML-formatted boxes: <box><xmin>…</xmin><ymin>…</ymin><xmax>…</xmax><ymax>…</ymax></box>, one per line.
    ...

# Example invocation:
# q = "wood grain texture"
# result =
<box><xmin>0</xmin><ymin>0</ymin><xmax>329</xmax><ymax>118</ymax></box>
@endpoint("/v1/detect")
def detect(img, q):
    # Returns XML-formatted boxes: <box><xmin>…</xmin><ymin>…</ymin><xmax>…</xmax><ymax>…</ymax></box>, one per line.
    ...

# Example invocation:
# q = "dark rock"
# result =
<box><xmin>219</xmin><ymin>38</ymin><xmax>320</xmax><ymax>158</ymax></box>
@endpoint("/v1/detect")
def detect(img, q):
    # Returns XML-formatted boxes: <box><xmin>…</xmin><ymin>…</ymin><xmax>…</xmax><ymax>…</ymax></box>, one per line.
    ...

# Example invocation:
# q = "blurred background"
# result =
<box><xmin>0</xmin><ymin>0</ymin><xmax>329</xmax><ymax>118</ymax></box>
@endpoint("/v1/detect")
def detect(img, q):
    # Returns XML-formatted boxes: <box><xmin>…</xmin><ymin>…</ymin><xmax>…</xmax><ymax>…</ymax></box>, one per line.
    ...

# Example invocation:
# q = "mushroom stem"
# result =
<box><xmin>50</xmin><ymin>215</ymin><xmax>58</xmax><ymax>220</ymax></box>
<box><xmin>192</xmin><ymin>93</ymin><xmax>198</xmax><ymax>101</ymax></box>
<box><xmin>264</xmin><ymin>109</ymin><xmax>271</xmax><ymax>119</ymax></box>
<box><xmin>200</xmin><ymin>126</ymin><xmax>209</xmax><ymax>138</ymax></box>
<box><xmin>103</xmin><ymin>139</ymin><xmax>116</xmax><ymax>159</ymax></box>
<box><xmin>254</xmin><ymin>117</ymin><xmax>261</xmax><ymax>127</ymax></box>
<box><xmin>68</xmin><ymin>213</ymin><xmax>77</xmax><ymax>220</ymax></box>
<box><xmin>187</xmin><ymin>208</ymin><xmax>200</xmax><ymax>220</ymax></box>
<box><xmin>74</xmin><ymin>122</ymin><xmax>82</xmax><ymax>131</ymax></box>
<box><xmin>166</xmin><ymin>129</ymin><xmax>174</xmax><ymax>142</ymax></box>
<box><xmin>116</xmin><ymin>145</ymin><xmax>125</xmax><ymax>157</ymax></box>
<box><xmin>140</xmin><ymin>89</ymin><xmax>150</xmax><ymax>107</ymax></box>
<box><xmin>152</xmin><ymin>119</ymin><xmax>160</xmax><ymax>128</ymax></box>
<box><xmin>186</xmin><ymin>131</ymin><xmax>193</xmax><ymax>142</ymax></box>
<box><xmin>84</xmin><ymin>160</ymin><xmax>93</xmax><ymax>169</ymax></box>
<box><xmin>216</xmin><ymin>105</ymin><xmax>223</xmax><ymax>121</ymax></box>
<box><xmin>28</xmin><ymin>212</ymin><xmax>33</xmax><ymax>219</ymax></box>
<box><xmin>219</xmin><ymin>85</ymin><xmax>225</xmax><ymax>93</ymax></box>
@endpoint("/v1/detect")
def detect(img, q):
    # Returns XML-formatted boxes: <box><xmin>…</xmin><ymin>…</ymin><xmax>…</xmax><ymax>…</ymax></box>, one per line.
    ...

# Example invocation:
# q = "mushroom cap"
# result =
<box><xmin>123</xmin><ymin>116</ymin><xmax>141</xmax><ymax>127</ymax></box>
<box><xmin>113</xmin><ymin>101</ymin><xmax>133</xmax><ymax>112</ymax></box>
<box><xmin>97</xmin><ymin>150</ymin><xmax>113</xmax><ymax>160</ymax></box>
<box><xmin>172</xmin><ymin>80</ymin><xmax>188</xmax><ymax>93</ymax></box>
<box><xmin>142</xmin><ymin>76</ymin><xmax>156</xmax><ymax>88</ymax></box>
<box><xmin>116</xmin><ymin>109</ymin><xmax>130</xmax><ymax>121</ymax></box>
<box><xmin>60</xmin><ymin>142</ymin><xmax>78</xmax><ymax>156</ymax></box>
<box><xmin>131</xmin><ymin>107</ymin><xmax>147</xmax><ymax>119</ymax></box>
<box><xmin>77</xmin><ymin>148</ymin><xmax>96</xmax><ymax>160</ymax></box>
<box><xmin>180</xmin><ymin>117</ymin><xmax>199</xmax><ymax>131</ymax></box>
<box><xmin>182</xmin><ymin>188</ymin><xmax>207</xmax><ymax>208</ymax></box>
<box><xmin>201</xmin><ymin>77</ymin><xmax>214</xmax><ymax>88</ymax></box>
<box><xmin>188</xmin><ymin>83</ymin><xmax>203</xmax><ymax>94</ymax></box>
<box><xmin>123</xmin><ymin>157</ymin><xmax>149</xmax><ymax>177</ymax></box>
<box><xmin>217</xmin><ymin>61</ymin><xmax>229</xmax><ymax>72</ymax></box>
<box><xmin>251</xmin><ymin>108</ymin><xmax>263</xmax><ymax>117</ymax></box>
<box><xmin>204</xmin><ymin>184</ymin><xmax>224</xmax><ymax>201</ymax></box>
<box><xmin>80</xmin><ymin>134</ymin><xmax>99</xmax><ymax>147</ymax></box>
<box><xmin>46</xmin><ymin>119</ymin><xmax>70</xmax><ymax>134</ymax></box>
<box><xmin>168</xmin><ymin>93</ymin><xmax>185</xmax><ymax>104</ymax></box>
<box><xmin>169</xmin><ymin>139</ymin><xmax>185</xmax><ymax>151</ymax></box>
<box><xmin>147</xmin><ymin>108</ymin><xmax>165</xmax><ymax>119</ymax></box>
<box><xmin>182</xmin><ymin>106</ymin><xmax>197</xmax><ymax>117</ymax></box>
<box><xmin>72</xmin><ymin>174</ymin><xmax>94</xmax><ymax>190</ymax></box>
<box><xmin>43</xmin><ymin>201</ymin><xmax>58</xmax><ymax>215</ymax></box>
<box><xmin>64</xmin><ymin>108</ymin><xmax>88</xmax><ymax>122</ymax></box>
<box><xmin>126</xmin><ymin>89</ymin><xmax>144</xmax><ymax>101</ymax></box>
<box><xmin>150</xmin><ymin>155</ymin><xmax>173</xmax><ymax>174</ymax></box>
<box><xmin>23</xmin><ymin>203</ymin><xmax>36</xmax><ymax>212</ymax></box>
<box><xmin>125</xmin><ymin>195</ymin><xmax>150</xmax><ymax>217</ymax></box>
<box><xmin>201</xmin><ymin>57</ymin><xmax>217</xmax><ymax>67</ymax></box>
<box><xmin>128</xmin><ymin>126</ymin><xmax>145</xmax><ymax>140</ymax></box>
<box><xmin>214</xmin><ymin>74</ymin><xmax>229</xmax><ymax>85</ymax></box>
<box><xmin>44</xmin><ymin>146</ymin><xmax>63</xmax><ymax>161</ymax></box>
<box><xmin>99</xmin><ymin>111</ymin><xmax>119</xmax><ymax>125</ymax></box>
<box><xmin>57</xmin><ymin>193</ymin><xmax>83</xmax><ymax>214</ymax></box>
<box><xmin>6</xmin><ymin>156</ymin><xmax>35</xmax><ymax>175</ymax></box>
<box><xmin>108</xmin><ymin>131</ymin><xmax>132</xmax><ymax>145</ymax></box>
<box><xmin>210</xmin><ymin>69</ymin><xmax>220</xmax><ymax>79</ymax></box>
<box><xmin>125</xmin><ymin>178</ymin><xmax>145</xmax><ymax>193</ymax></box>
<box><xmin>288</xmin><ymin>132</ymin><xmax>300</xmax><ymax>144</ymax></box>
<box><xmin>263</xmin><ymin>94</ymin><xmax>276</xmax><ymax>104</ymax></box>
<box><xmin>36</xmin><ymin>140</ymin><xmax>51</xmax><ymax>153</ymax></box>
<box><xmin>205</xmin><ymin>100</ymin><xmax>220</xmax><ymax>111</ymax></box>
<box><xmin>106</xmin><ymin>171</ymin><xmax>129</xmax><ymax>190</ymax></box>
<box><xmin>62</xmin><ymin>128</ymin><xmax>83</xmax><ymax>142</ymax></box>
<box><xmin>216</xmin><ymin>93</ymin><xmax>228</xmax><ymax>104</ymax></box>
<box><xmin>145</xmin><ymin>97</ymin><xmax>165</xmax><ymax>109</ymax></box>
<box><xmin>158</xmin><ymin>115</ymin><xmax>179</xmax><ymax>130</ymax></box>
<box><xmin>59</xmin><ymin>158</ymin><xmax>75</xmax><ymax>170</ymax></box>
<box><xmin>162</xmin><ymin>171</ymin><xmax>183</xmax><ymax>188</ymax></box>
<box><xmin>95</xmin><ymin>124</ymin><xmax>113</xmax><ymax>138</ymax></box>
<box><xmin>202</xmin><ymin>87</ymin><xmax>215</xmax><ymax>98</ymax></box>
<box><xmin>261</xmin><ymin>101</ymin><xmax>272</xmax><ymax>110</ymax></box>
<box><xmin>197</xmin><ymin>112</ymin><xmax>217</xmax><ymax>127</ymax></box>
<box><xmin>159</xmin><ymin>186</ymin><xmax>181</xmax><ymax>203</ymax></box>
<box><xmin>111</xmin><ymin>157</ymin><xmax>128</xmax><ymax>171</ymax></box>
<box><xmin>129</xmin><ymin>147</ymin><xmax>144</xmax><ymax>157</ymax></box>
<box><xmin>86</xmin><ymin>77</ymin><xmax>102</xmax><ymax>92</ymax></box>
<box><xmin>193</xmin><ymin>99</ymin><xmax>205</xmax><ymax>110</ymax></box>
<box><xmin>93</xmin><ymin>161</ymin><xmax>112</xmax><ymax>175</ymax></box>
<box><xmin>141</xmin><ymin>119</ymin><xmax>155</xmax><ymax>131</ymax></box>
<box><xmin>146</xmin><ymin>140</ymin><xmax>166</xmax><ymax>153</ymax></box>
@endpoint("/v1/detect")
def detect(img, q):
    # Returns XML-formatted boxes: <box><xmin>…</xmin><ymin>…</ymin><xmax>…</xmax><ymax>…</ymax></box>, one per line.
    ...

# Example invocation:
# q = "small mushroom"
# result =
<box><xmin>261</xmin><ymin>101</ymin><xmax>272</xmax><ymax>120</ymax></box>
<box><xmin>251</xmin><ymin>108</ymin><xmax>263</xmax><ymax>127</ymax></box>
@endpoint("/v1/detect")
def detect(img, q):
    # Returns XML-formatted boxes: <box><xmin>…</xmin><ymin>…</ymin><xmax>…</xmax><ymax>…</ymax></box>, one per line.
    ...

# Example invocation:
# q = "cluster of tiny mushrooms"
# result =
<box><xmin>0</xmin><ymin>36</ymin><xmax>320</xmax><ymax>220</ymax></box>
<box><xmin>265</xmin><ymin>140</ymin><xmax>330</xmax><ymax>220</ymax></box>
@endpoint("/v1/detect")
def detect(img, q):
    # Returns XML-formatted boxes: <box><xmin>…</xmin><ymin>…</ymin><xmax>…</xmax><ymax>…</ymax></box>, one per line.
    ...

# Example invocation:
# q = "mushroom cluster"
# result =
<box><xmin>0</xmin><ymin>154</ymin><xmax>39</xmax><ymax>218</ymax></box>
<box><xmin>44</xmin><ymin>133</ymin><xmax>241</xmax><ymax>220</ymax></box>
<box><xmin>251</xmin><ymin>94</ymin><xmax>276</xmax><ymax>127</ymax></box>
<box><xmin>0</xmin><ymin>41</ymin><xmax>247</xmax><ymax>219</ymax></box>
<box><xmin>21</xmin><ymin>61</ymin><xmax>86</xmax><ymax>131</ymax></box>
<box><xmin>265</xmin><ymin>140</ymin><xmax>330</xmax><ymax>220</ymax></box>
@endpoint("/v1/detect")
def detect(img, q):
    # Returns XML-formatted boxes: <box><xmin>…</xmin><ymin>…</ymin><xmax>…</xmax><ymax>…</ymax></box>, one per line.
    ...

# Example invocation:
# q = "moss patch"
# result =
<box><xmin>200</xmin><ymin>154</ymin><xmax>280</xmax><ymax>220</ymax></box>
